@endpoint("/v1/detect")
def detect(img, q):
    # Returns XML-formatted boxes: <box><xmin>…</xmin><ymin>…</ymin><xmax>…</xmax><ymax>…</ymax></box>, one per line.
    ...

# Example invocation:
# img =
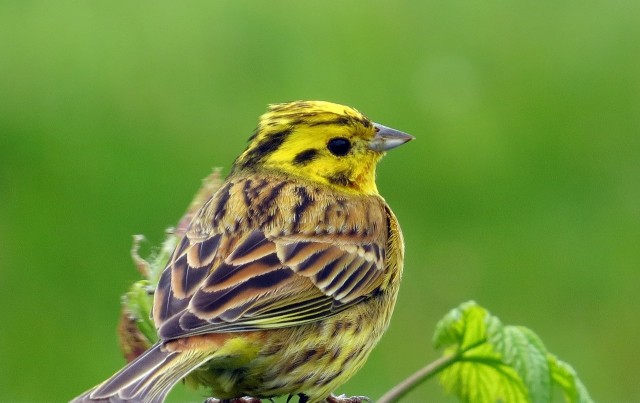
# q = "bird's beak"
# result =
<box><xmin>369</xmin><ymin>123</ymin><xmax>415</xmax><ymax>152</ymax></box>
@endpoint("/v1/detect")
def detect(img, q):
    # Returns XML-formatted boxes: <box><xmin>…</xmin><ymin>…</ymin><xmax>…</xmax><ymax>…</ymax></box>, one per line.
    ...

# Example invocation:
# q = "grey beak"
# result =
<box><xmin>369</xmin><ymin>123</ymin><xmax>415</xmax><ymax>152</ymax></box>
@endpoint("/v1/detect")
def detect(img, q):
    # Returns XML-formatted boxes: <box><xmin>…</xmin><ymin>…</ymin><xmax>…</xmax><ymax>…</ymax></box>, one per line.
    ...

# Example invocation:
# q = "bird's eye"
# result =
<box><xmin>327</xmin><ymin>137</ymin><xmax>351</xmax><ymax>156</ymax></box>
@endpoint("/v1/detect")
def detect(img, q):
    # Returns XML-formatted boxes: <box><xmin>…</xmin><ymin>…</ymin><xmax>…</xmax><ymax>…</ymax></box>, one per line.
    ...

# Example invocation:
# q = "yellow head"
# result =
<box><xmin>233</xmin><ymin>101</ymin><xmax>413</xmax><ymax>195</ymax></box>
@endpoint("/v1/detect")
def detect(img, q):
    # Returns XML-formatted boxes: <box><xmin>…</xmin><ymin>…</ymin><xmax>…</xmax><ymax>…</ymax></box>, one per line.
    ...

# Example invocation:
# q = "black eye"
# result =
<box><xmin>327</xmin><ymin>137</ymin><xmax>351</xmax><ymax>156</ymax></box>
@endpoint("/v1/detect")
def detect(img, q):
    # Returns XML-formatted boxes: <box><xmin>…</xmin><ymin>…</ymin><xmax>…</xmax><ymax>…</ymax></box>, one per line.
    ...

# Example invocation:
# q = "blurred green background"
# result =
<box><xmin>1</xmin><ymin>2</ymin><xmax>639</xmax><ymax>402</ymax></box>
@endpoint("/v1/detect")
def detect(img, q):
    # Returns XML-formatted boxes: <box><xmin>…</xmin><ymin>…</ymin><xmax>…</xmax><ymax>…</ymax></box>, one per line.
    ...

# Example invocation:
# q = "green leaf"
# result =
<box><xmin>441</xmin><ymin>348</ymin><xmax>529</xmax><ymax>403</ymax></box>
<box><xmin>123</xmin><ymin>231</ymin><xmax>179</xmax><ymax>341</ymax></box>
<box><xmin>121</xmin><ymin>280</ymin><xmax>157</xmax><ymax>344</ymax></box>
<box><xmin>435</xmin><ymin>301</ymin><xmax>531</xmax><ymax>402</ymax></box>
<box><xmin>433</xmin><ymin>301</ymin><xmax>592</xmax><ymax>403</ymax></box>
<box><xmin>492</xmin><ymin>326</ymin><xmax>551</xmax><ymax>402</ymax></box>
<box><xmin>433</xmin><ymin>300</ymin><xmax>492</xmax><ymax>352</ymax></box>
<box><xmin>548</xmin><ymin>354</ymin><xmax>594</xmax><ymax>403</ymax></box>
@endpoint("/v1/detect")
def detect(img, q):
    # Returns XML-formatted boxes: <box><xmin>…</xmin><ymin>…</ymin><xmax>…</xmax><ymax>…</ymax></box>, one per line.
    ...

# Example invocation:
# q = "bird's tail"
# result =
<box><xmin>71</xmin><ymin>342</ymin><xmax>209</xmax><ymax>403</ymax></box>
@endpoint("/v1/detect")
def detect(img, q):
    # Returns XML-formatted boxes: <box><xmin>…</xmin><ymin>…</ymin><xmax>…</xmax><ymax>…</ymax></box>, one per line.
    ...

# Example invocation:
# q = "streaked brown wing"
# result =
<box><xmin>154</xmin><ymin>228</ymin><xmax>386</xmax><ymax>341</ymax></box>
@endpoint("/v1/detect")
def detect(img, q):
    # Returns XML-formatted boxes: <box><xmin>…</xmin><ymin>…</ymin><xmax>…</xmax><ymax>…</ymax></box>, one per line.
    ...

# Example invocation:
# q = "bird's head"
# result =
<box><xmin>233</xmin><ymin>101</ymin><xmax>413</xmax><ymax>195</ymax></box>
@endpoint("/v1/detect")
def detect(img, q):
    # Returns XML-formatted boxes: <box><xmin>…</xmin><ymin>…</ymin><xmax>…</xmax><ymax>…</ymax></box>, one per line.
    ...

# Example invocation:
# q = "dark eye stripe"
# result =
<box><xmin>238</xmin><ymin>128</ymin><xmax>292</xmax><ymax>169</ymax></box>
<box><xmin>293</xmin><ymin>149</ymin><xmax>318</xmax><ymax>165</ymax></box>
<box><xmin>257</xmin><ymin>129</ymin><xmax>291</xmax><ymax>155</ymax></box>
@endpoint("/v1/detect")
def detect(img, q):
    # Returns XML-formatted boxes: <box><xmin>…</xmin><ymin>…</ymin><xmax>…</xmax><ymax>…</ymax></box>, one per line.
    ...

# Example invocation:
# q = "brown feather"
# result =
<box><xmin>152</xmin><ymin>172</ymin><xmax>390</xmax><ymax>341</ymax></box>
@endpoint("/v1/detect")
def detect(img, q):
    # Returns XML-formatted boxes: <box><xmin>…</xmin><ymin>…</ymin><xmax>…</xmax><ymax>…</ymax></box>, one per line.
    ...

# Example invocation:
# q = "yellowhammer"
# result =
<box><xmin>73</xmin><ymin>101</ymin><xmax>413</xmax><ymax>403</ymax></box>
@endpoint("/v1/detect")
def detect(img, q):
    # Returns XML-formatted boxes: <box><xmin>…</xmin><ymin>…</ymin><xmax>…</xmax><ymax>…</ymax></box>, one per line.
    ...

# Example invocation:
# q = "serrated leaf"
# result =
<box><xmin>435</xmin><ymin>301</ymin><xmax>554</xmax><ymax>403</ymax></box>
<box><xmin>433</xmin><ymin>301</ymin><xmax>593</xmax><ymax>403</ymax></box>
<box><xmin>433</xmin><ymin>301</ymin><xmax>492</xmax><ymax>351</ymax></box>
<box><xmin>440</xmin><ymin>346</ymin><xmax>529</xmax><ymax>403</ymax></box>
<box><xmin>493</xmin><ymin>326</ymin><xmax>551</xmax><ymax>402</ymax></box>
<box><xmin>548</xmin><ymin>354</ymin><xmax>594</xmax><ymax>403</ymax></box>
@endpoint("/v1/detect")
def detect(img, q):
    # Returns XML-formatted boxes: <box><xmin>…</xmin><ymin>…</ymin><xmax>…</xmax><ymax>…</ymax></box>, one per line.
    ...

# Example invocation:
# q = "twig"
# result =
<box><xmin>377</xmin><ymin>354</ymin><xmax>455</xmax><ymax>403</ymax></box>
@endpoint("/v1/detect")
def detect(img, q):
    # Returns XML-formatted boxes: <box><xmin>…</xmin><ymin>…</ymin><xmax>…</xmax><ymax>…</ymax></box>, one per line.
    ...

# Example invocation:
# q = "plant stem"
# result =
<box><xmin>377</xmin><ymin>354</ymin><xmax>455</xmax><ymax>403</ymax></box>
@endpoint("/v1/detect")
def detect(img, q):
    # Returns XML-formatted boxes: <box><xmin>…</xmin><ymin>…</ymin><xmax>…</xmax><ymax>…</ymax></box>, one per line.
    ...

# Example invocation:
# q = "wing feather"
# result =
<box><xmin>156</xmin><ymin>231</ymin><xmax>386</xmax><ymax>340</ymax></box>
<box><xmin>153</xmin><ymin>176</ymin><xmax>389</xmax><ymax>342</ymax></box>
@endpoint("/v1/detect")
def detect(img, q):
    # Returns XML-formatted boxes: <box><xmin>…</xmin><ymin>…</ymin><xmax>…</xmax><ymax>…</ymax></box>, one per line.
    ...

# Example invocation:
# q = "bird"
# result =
<box><xmin>72</xmin><ymin>100</ymin><xmax>413</xmax><ymax>403</ymax></box>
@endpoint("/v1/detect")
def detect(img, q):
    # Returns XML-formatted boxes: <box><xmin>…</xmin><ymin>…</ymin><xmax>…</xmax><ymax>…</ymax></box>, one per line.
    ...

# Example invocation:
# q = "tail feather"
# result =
<box><xmin>71</xmin><ymin>343</ymin><xmax>209</xmax><ymax>403</ymax></box>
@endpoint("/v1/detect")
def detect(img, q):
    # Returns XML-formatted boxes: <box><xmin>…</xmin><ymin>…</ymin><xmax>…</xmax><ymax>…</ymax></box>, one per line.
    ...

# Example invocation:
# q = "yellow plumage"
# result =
<box><xmin>73</xmin><ymin>101</ymin><xmax>413</xmax><ymax>403</ymax></box>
